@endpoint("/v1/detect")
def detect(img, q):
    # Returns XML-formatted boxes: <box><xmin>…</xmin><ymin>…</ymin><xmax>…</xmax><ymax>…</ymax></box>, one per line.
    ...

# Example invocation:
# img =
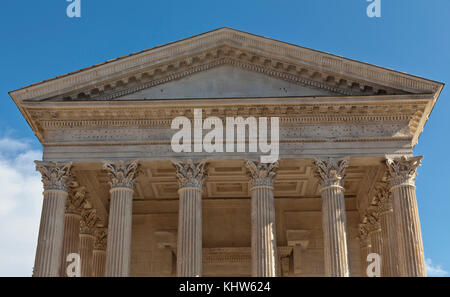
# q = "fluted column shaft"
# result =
<box><xmin>359</xmin><ymin>236</ymin><xmax>371</xmax><ymax>276</ymax></box>
<box><xmin>79</xmin><ymin>234</ymin><xmax>95</xmax><ymax>276</ymax></box>
<box><xmin>60</xmin><ymin>185</ymin><xmax>86</xmax><ymax>276</ymax></box>
<box><xmin>93</xmin><ymin>250</ymin><xmax>106</xmax><ymax>277</ymax></box>
<box><xmin>34</xmin><ymin>190</ymin><xmax>68</xmax><ymax>277</ymax></box>
<box><xmin>60</xmin><ymin>213</ymin><xmax>81</xmax><ymax>276</ymax></box>
<box><xmin>370</xmin><ymin>229</ymin><xmax>382</xmax><ymax>258</ymax></box>
<box><xmin>250</xmin><ymin>185</ymin><xmax>278</xmax><ymax>276</ymax></box>
<box><xmin>105</xmin><ymin>187</ymin><xmax>134</xmax><ymax>277</ymax></box>
<box><xmin>92</xmin><ymin>229</ymin><xmax>107</xmax><ymax>277</ymax></box>
<box><xmin>387</xmin><ymin>156</ymin><xmax>426</xmax><ymax>277</ymax></box>
<box><xmin>246</xmin><ymin>161</ymin><xmax>279</xmax><ymax>277</ymax></box>
<box><xmin>173</xmin><ymin>160</ymin><xmax>207</xmax><ymax>277</ymax></box>
<box><xmin>391</xmin><ymin>185</ymin><xmax>425</xmax><ymax>276</ymax></box>
<box><xmin>103</xmin><ymin>160</ymin><xmax>139</xmax><ymax>277</ymax></box>
<box><xmin>177</xmin><ymin>187</ymin><xmax>203</xmax><ymax>276</ymax></box>
<box><xmin>34</xmin><ymin>161</ymin><xmax>72</xmax><ymax>277</ymax></box>
<box><xmin>315</xmin><ymin>158</ymin><xmax>350</xmax><ymax>277</ymax></box>
<box><xmin>379</xmin><ymin>206</ymin><xmax>399</xmax><ymax>276</ymax></box>
<box><xmin>321</xmin><ymin>186</ymin><xmax>350</xmax><ymax>276</ymax></box>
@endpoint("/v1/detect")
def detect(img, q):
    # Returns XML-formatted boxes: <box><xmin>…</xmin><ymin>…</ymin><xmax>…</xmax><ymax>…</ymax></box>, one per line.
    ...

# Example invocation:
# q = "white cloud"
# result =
<box><xmin>426</xmin><ymin>258</ymin><xmax>448</xmax><ymax>277</ymax></box>
<box><xmin>0</xmin><ymin>137</ymin><xmax>43</xmax><ymax>276</ymax></box>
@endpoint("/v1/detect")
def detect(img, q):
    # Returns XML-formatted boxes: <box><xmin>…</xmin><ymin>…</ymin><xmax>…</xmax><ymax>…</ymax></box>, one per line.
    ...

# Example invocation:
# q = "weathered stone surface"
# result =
<box><xmin>12</xmin><ymin>29</ymin><xmax>441</xmax><ymax>277</ymax></box>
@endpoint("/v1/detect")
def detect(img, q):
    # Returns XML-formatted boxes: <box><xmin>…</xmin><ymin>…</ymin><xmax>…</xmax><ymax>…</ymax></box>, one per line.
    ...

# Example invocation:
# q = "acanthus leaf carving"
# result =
<box><xmin>35</xmin><ymin>161</ymin><xmax>72</xmax><ymax>191</ymax></box>
<box><xmin>172</xmin><ymin>159</ymin><xmax>208</xmax><ymax>189</ymax></box>
<box><xmin>66</xmin><ymin>183</ymin><xmax>87</xmax><ymax>215</ymax></box>
<box><xmin>386</xmin><ymin>156</ymin><xmax>423</xmax><ymax>188</ymax></box>
<box><xmin>245</xmin><ymin>160</ymin><xmax>279</xmax><ymax>189</ymax></box>
<box><xmin>94</xmin><ymin>228</ymin><xmax>107</xmax><ymax>251</ymax></box>
<box><xmin>80</xmin><ymin>207</ymin><xmax>100</xmax><ymax>235</ymax></box>
<box><xmin>314</xmin><ymin>158</ymin><xmax>349</xmax><ymax>189</ymax></box>
<box><xmin>103</xmin><ymin>160</ymin><xmax>139</xmax><ymax>189</ymax></box>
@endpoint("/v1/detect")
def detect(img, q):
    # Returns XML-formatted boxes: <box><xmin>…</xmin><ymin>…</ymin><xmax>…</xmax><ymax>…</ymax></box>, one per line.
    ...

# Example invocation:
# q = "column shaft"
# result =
<box><xmin>79</xmin><ymin>234</ymin><xmax>95</xmax><ymax>277</ymax></box>
<box><xmin>103</xmin><ymin>160</ymin><xmax>139</xmax><ymax>277</ymax></box>
<box><xmin>60</xmin><ymin>213</ymin><xmax>81</xmax><ymax>276</ymax></box>
<box><xmin>92</xmin><ymin>250</ymin><xmax>106</xmax><ymax>277</ymax></box>
<box><xmin>391</xmin><ymin>185</ymin><xmax>426</xmax><ymax>276</ymax></box>
<box><xmin>386</xmin><ymin>156</ymin><xmax>425</xmax><ymax>277</ymax></box>
<box><xmin>359</xmin><ymin>237</ymin><xmax>371</xmax><ymax>276</ymax></box>
<box><xmin>33</xmin><ymin>190</ymin><xmax>68</xmax><ymax>277</ymax></box>
<box><xmin>380</xmin><ymin>210</ymin><xmax>399</xmax><ymax>276</ymax></box>
<box><xmin>251</xmin><ymin>186</ymin><xmax>278</xmax><ymax>277</ymax></box>
<box><xmin>173</xmin><ymin>160</ymin><xmax>207</xmax><ymax>277</ymax></box>
<box><xmin>321</xmin><ymin>186</ymin><xmax>350</xmax><ymax>276</ymax></box>
<box><xmin>177</xmin><ymin>188</ymin><xmax>202</xmax><ymax>276</ymax></box>
<box><xmin>105</xmin><ymin>188</ymin><xmax>134</xmax><ymax>277</ymax></box>
<box><xmin>315</xmin><ymin>158</ymin><xmax>350</xmax><ymax>277</ymax></box>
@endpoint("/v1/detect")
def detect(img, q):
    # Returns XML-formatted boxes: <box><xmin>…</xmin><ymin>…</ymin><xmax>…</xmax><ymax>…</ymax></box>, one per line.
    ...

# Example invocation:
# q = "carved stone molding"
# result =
<box><xmin>11</xmin><ymin>28</ymin><xmax>441</xmax><ymax>105</ymax></box>
<box><xmin>314</xmin><ymin>158</ymin><xmax>349</xmax><ymax>190</ymax></box>
<box><xmin>103</xmin><ymin>160</ymin><xmax>139</xmax><ymax>189</ymax></box>
<box><xmin>35</xmin><ymin>161</ymin><xmax>72</xmax><ymax>191</ymax></box>
<box><xmin>386</xmin><ymin>156</ymin><xmax>423</xmax><ymax>188</ymax></box>
<box><xmin>246</xmin><ymin>160</ymin><xmax>279</xmax><ymax>189</ymax></box>
<box><xmin>94</xmin><ymin>228</ymin><xmax>107</xmax><ymax>251</ymax></box>
<box><xmin>80</xmin><ymin>208</ymin><xmax>100</xmax><ymax>235</ymax></box>
<box><xmin>172</xmin><ymin>159</ymin><xmax>208</xmax><ymax>190</ymax></box>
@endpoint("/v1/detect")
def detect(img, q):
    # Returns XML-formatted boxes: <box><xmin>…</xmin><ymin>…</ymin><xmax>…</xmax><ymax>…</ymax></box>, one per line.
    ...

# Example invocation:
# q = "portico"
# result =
<box><xmin>9</xmin><ymin>28</ymin><xmax>443</xmax><ymax>277</ymax></box>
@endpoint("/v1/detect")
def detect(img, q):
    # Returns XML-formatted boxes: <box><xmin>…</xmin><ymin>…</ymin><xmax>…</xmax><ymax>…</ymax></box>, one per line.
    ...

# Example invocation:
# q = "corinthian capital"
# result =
<box><xmin>246</xmin><ymin>160</ymin><xmax>279</xmax><ymax>189</ymax></box>
<box><xmin>80</xmin><ymin>208</ymin><xmax>100</xmax><ymax>235</ymax></box>
<box><xmin>66</xmin><ymin>183</ymin><xmax>87</xmax><ymax>215</ymax></box>
<box><xmin>365</xmin><ymin>209</ymin><xmax>381</xmax><ymax>233</ymax></box>
<box><xmin>94</xmin><ymin>228</ymin><xmax>107</xmax><ymax>251</ymax></box>
<box><xmin>35</xmin><ymin>161</ymin><xmax>72</xmax><ymax>191</ymax></box>
<box><xmin>373</xmin><ymin>183</ymin><xmax>393</xmax><ymax>214</ymax></box>
<box><xmin>103</xmin><ymin>160</ymin><xmax>139</xmax><ymax>189</ymax></box>
<box><xmin>314</xmin><ymin>158</ymin><xmax>348</xmax><ymax>190</ymax></box>
<box><xmin>386</xmin><ymin>156</ymin><xmax>423</xmax><ymax>188</ymax></box>
<box><xmin>172</xmin><ymin>159</ymin><xmax>208</xmax><ymax>189</ymax></box>
<box><xmin>358</xmin><ymin>223</ymin><xmax>371</xmax><ymax>248</ymax></box>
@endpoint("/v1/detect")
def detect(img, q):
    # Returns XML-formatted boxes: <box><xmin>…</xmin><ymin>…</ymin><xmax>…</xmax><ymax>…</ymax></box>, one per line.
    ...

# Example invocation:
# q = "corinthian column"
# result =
<box><xmin>79</xmin><ymin>207</ymin><xmax>99</xmax><ymax>277</ymax></box>
<box><xmin>103</xmin><ymin>160</ymin><xmax>139</xmax><ymax>277</ymax></box>
<box><xmin>375</xmin><ymin>185</ymin><xmax>399</xmax><ymax>277</ymax></box>
<box><xmin>60</xmin><ymin>184</ymin><xmax>86</xmax><ymax>276</ymax></box>
<box><xmin>172</xmin><ymin>159</ymin><xmax>207</xmax><ymax>277</ymax></box>
<box><xmin>34</xmin><ymin>161</ymin><xmax>72</xmax><ymax>277</ymax></box>
<box><xmin>92</xmin><ymin>228</ymin><xmax>107</xmax><ymax>277</ymax></box>
<box><xmin>246</xmin><ymin>160</ymin><xmax>279</xmax><ymax>277</ymax></box>
<box><xmin>386</xmin><ymin>156</ymin><xmax>426</xmax><ymax>277</ymax></box>
<box><xmin>314</xmin><ymin>158</ymin><xmax>350</xmax><ymax>277</ymax></box>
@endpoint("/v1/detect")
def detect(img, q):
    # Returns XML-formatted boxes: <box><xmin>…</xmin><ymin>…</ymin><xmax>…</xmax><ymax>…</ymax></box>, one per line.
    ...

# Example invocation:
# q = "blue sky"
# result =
<box><xmin>0</xmin><ymin>0</ymin><xmax>449</xmax><ymax>276</ymax></box>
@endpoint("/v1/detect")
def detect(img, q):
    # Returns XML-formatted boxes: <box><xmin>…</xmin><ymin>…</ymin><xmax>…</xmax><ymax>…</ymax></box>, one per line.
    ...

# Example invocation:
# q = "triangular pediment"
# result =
<box><xmin>10</xmin><ymin>28</ymin><xmax>443</xmax><ymax>103</ymax></box>
<box><xmin>116</xmin><ymin>64</ymin><xmax>338</xmax><ymax>100</ymax></box>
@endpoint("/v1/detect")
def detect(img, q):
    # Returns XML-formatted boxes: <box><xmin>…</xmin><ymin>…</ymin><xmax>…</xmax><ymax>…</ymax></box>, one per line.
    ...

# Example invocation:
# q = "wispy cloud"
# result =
<box><xmin>0</xmin><ymin>137</ymin><xmax>42</xmax><ymax>276</ymax></box>
<box><xmin>426</xmin><ymin>258</ymin><xmax>448</xmax><ymax>277</ymax></box>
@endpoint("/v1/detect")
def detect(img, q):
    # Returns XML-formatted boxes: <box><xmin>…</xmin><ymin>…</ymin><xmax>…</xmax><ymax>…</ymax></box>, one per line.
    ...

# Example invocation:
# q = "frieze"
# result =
<box><xmin>43</xmin><ymin>122</ymin><xmax>412</xmax><ymax>144</ymax></box>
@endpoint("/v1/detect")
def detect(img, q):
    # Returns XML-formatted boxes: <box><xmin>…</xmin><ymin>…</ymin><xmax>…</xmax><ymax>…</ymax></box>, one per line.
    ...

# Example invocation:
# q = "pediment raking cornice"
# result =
<box><xmin>10</xmin><ymin>28</ymin><xmax>443</xmax><ymax>103</ymax></box>
<box><xmin>33</xmin><ymin>45</ymin><xmax>408</xmax><ymax>102</ymax></box>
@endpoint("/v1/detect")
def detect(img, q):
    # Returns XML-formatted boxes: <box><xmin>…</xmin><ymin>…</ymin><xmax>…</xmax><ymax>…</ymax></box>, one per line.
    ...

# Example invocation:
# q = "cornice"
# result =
<box><xmin>10</xmin><ymin>28</ymin><xmax>443</xmax><ymax>103</ymax></box>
